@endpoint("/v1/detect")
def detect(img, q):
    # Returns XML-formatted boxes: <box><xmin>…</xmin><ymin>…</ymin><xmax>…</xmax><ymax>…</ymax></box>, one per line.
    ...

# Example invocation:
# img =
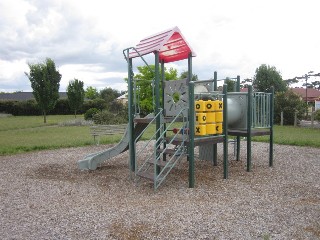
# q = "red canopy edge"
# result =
<box><xmin>129</xmin><ymin>26</ymin><xmax>196</xmax><ymax>63</ymax></box>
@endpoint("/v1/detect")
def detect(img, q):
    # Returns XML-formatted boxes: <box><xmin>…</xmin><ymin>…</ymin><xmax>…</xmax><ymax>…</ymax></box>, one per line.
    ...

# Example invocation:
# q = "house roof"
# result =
<box><xmin>129</xmin><ymin>26</ymin><xmax>196</xmax><ymax>63</ymax></box>
<box><xmin>291</xmin><ymin>87</ymin><xmax>320</xmax><ymax>100</ymax></box>
<box><xmin>117</xmin><ymin>93</ymin><xmax>128</xmax><ymax>100</ymax></box>
<box><xmin>0</xmin><ymin>92</ymin><xmax>68</xmax><ymax>101</ymax></box>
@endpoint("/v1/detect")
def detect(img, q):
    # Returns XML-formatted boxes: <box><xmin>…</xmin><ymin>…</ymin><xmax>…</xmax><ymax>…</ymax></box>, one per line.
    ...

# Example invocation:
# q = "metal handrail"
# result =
<box><xmin>135</xmin><ymin>110</ymin><xmax>164</xmax><ymax>173</ymax></box>
<box><xmin>123</xmin><ymin>47</ymin><xmax>157</xmax><ymax>115</ymax></box>
<box><xmin>153</xmin><ymin>108</ymin><xmax>187</xmax><ymax>189</ymax></box>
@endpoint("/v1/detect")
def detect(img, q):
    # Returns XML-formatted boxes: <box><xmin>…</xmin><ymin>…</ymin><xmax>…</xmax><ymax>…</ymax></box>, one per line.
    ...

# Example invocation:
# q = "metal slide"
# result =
<box><xmin>78</xmin><ymin>122</ymin><xmax>148</xmax><ymax>170</ymax></box>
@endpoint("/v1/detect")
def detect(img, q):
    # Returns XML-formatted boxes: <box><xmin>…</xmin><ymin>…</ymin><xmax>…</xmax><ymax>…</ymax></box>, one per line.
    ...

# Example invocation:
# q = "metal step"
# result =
<box><xmin>146</xmin><ymin>159</ymin><xmax>170</xmax><ymax>167</ymax></box>
<box><xmin>136</xmin><ymin>171</ymin><xmax>154</xmax><ymax>181</ymax></box>
<box><xmin>156</xmin><ymin>148</ymin><xmax>178</xmax><ymax>156</ymax></box>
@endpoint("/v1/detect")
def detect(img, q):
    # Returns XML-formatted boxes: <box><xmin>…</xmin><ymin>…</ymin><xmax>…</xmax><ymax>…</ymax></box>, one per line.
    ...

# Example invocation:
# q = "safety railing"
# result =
<box><xmin>134</xmin><ymin>109</ymin><xmax>164</xmax><ymax>173</ymax></box>
<box><xmin>123</xmin><ymin>47</ymin><xmax>157</xmax><ymax>115</ymax></box>
<box><xmin>152</xmin><ymin>108</ymin><xmax>187</xmax><ymax>189</ymax></box>
<box><xmin>252</xmin><ymin>92</ymin><xmax>272</xmax><ymax>128</ymax></box>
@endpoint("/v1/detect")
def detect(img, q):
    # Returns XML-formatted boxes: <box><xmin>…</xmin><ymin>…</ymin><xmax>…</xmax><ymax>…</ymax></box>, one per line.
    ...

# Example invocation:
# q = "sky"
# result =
<box><xmin>1</xmin><ymin>0</ymin><xmax>320</xmax><ymax>93</ymax></box>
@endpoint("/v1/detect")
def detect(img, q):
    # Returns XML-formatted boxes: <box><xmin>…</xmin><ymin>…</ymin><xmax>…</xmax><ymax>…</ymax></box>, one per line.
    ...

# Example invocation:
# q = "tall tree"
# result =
<box><xmin>67</xmin><ymin>78</ymin><xmax>85</xmax><ymax>118</ymax></box>
<box><xmin>253</xmin><ymin>64</ymin><xmax>287</xmax><ymax>93</ymax></box>
<box><xmin>224</xmin><ymin>77</ymin><xmax>236</xmax><ymax>92</ymax></box>
<box><xmin>133</xmin><ymin>65</ymin><xmax>178</xmax><ymax>115</ymax></box>
<box><xmin>179</xmin><ymin>70</ymin><xmax>198</xmax><ymax>81</ymax></box>
<box><xmin>310</xmin><ymin>80</ymin><xmax>320</xmax><ymax>90</ymax></box>
<box><xmin>85</xmin><ymin>86</ymin><xmax>99</xmax><ymax>100</ymax></box>
<box><xmin>25</xmin><ymin>58</ymin><xmax>61</xmax><ymax>123</ymax></box>
<box><xmin>100</xmin><ymin>87</ymin><xmax>120</xmax><ymax>104</ymax></box>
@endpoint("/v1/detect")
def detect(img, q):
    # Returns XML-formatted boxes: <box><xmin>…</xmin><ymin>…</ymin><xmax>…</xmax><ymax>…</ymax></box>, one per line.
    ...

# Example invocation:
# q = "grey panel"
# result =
<box><xmin>163</xmin><ymin>79</ymin><xmax>188</xmax><ymax>117</ymax></box>
<box><xmin>227</xmin><ymin>93</ymin><xmax>248</xmax><ymax>129</ymax></box>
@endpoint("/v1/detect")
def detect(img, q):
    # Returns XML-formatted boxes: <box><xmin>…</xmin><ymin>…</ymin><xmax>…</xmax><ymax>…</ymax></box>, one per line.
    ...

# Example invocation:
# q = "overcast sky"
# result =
<box><xmin>1</xmin><ymin>0</ymin><xmax>320</xmax><ymax>93</ymax></box>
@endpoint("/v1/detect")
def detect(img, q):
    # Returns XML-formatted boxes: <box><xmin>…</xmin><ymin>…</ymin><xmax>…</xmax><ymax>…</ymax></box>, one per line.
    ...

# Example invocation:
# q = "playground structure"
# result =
<box><xmin>78</xmin><ymin>26</ymin><xmax>274</xmax><ymax>190</ymax></box>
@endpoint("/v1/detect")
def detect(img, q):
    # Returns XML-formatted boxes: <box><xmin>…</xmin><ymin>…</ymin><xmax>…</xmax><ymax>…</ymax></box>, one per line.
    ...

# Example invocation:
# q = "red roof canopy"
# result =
<box><xmin>129</xmin><ymin>26</ymin><xmax>196</xmax><ymax>63</ymax></box>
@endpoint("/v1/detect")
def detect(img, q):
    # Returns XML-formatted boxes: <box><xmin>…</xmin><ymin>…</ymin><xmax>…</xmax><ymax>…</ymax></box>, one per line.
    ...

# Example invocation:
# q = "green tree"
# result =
<box><xmin>133</xmin><ymin>65</ymin><xmax>179</xmax><ymax>115</ymax></box>
<box><xmin>109</xmin><ymin>100</ymin><xmax>124</xmax><ymax>114</ymax></box>
<box><xmin>179</xmin><ymin>70</ymin><xmax>198</xmax><ymax>81</ymax></box>
<box><xmin>67</xmin><ymin>78</ymin><xmax>85</xmax><ymax>118</ymax></box>
<box><xmin>274</xmin><ymin>90</ymin><xmax>306</xmax><ymax>125</ymax></box>
<box><xmin>85</xmin><ymin>86</ymin><xmax>99</xmax><ymax>100</ymax></box>
<box><xmin>315</xmin><ymin>109</ymin><xmax>320</xmax><ymax>121</ymax></box>
<box><xmin>25</xmin><ymin>58</ymin><xmax>61</xmax><ymax>123</ymax></box>
<box><xmin>224</xmin><ymin>77</ymin><xmax>236</xmax><ymax>92</ymax></box>
<box><xmin>253</xmin><ymin>64</ymin><xmax>287</xmax><ymax>93</ymax></box>
<box><xmin>311</xmin><ymin>80</ymin><xmax>320</xmax><ymax>90</ymax></box>
<box><xmin>100</xmin><ymin>87</ymin><xmax>121</xmax><ymax>106</ymax></box>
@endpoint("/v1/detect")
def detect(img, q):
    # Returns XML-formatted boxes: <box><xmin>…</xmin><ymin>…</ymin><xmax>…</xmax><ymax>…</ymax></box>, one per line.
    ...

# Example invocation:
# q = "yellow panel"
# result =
<box><xmin>216</xmin><ymin>112</ymin><xmax>223</xmax><ymax>123</ymax></box>
<box><xmin>216</xmin><ymin>122</ymin><xmax>223</xmax><ymax>134</ymax></box>
<box><xmin>195</xmin><ymin>100</ymin><xmax>206</xmax><ymax>112</ymax></box>
<box><xmin>205</xmin><ymin>100</ymin><xmax>215</xmax><ymax>112</ymax></box>
<box><xmin>196</xmin><ymin>113</ymin><xmax>206</xmax><ymax>124</ymax></box>
<box><xmin>206</xmin><ymin>124</ymin><xmax>216</xmax><ymax>135</ymax></box>
<box><xmin>206</xmin><ymin>112</ymin><xmax>215</xmax><ymax>123</ymax></box>
<box><xmin>195</xmin><ymin>124</ymin><xmax>206</xmax><ymax>136</ymax></box>
<box><xmin>215</xmin><ymin>100</ymin><xmax>223</xmax><ymax>111</ymax></box>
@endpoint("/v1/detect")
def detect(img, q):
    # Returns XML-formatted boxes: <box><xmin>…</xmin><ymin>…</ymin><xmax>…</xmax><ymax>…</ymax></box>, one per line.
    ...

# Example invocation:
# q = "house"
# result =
<box><xmin>0</xmin><ymin>92</ymin><xmax>68</xmax><ymax>101</ymax></box>
<box><xmin>290</xmin><ymin>88</ymin><xmax>320</xmax><ymax>102</ymax></box>
<box><xmin>116</xmin><ymin>92</ymin><xmax>128</xmax><ymax>105</ymax></box>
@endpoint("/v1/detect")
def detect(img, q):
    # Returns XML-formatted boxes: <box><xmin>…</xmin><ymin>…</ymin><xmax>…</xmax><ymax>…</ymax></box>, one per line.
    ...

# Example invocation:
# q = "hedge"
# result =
<box><xmin>0</xmin><ymin>98</ymin><xmax>109</xmax><ymax>116</ymax></box>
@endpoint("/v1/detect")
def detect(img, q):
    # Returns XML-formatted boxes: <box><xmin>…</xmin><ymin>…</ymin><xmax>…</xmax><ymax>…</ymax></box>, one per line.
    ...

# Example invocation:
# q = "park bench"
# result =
<box><xmin>90</xmin><ymin>124</ymin><xmax>127</xmax><ymax>145</ymax></box>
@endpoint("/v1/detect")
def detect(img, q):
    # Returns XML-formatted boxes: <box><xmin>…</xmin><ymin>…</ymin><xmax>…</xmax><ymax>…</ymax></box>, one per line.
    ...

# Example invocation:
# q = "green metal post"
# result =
<box><xmin>155</xmin><ymin>51</ymin><xmax>161</xmax><ymax>175</ymax></box>
<box><xmin>269</xmin><ymin>86</ymin><xmax>274</xmax><ymax>167</ymax></box>
<box><xmin>213</xmin><ymin>71</ymin><xmax>218</xmax><ymax>166</ymax></box>
<box><xmin>187</xmin><ymin>53</ymin><xmax>192</xmax><ymax>84</ymax></box>
<box><xmin>188</xmin><ymin>53</ymin><xmax>195</xmax><ymax>188</ymax></box>
<box><xmin>188</xmin><ymin>81</ymin><xmax>195</xmax><ymax>188</ymax></box>
<box><xmin>214</xmin><ymin>71</ymin><xmax>218</xmax><ymax>91</ymax></box>
<box><xmin>236</xmin><ymin>75</ymin><xmax>241</xmax><ymax>161</ymax></box>
<box><xmin>236</xmin><ymin>75</ymin><xmax>240</xmax><ymax>91</ymax></box>
<box><xmin>223</xmin><ymin>84</ymin><xmax>228</xmax><ymax>179</ymax></box>
<box><xmin>127</xmin><ymin>55</ymin><xmax>135</xmax><ymax>172</ymax></box>
<box><xmin>161</xmin><ymin>60</ymin><xmax>166</xmax><ymax>162</ymax></box>
<box><xmin>247</xmin><ymin>85</ymin><xmax>252</xmax><ymax>172</ymax></box>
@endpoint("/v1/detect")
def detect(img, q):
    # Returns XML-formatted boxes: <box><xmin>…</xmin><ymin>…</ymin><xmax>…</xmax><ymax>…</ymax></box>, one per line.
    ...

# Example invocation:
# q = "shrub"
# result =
<box><xmin>315</xmin><ymin>109</ymin><xmax>320</xmax><ymax>121</ymax></box>
<box><xmin>84</xmin><ymin>108</ymin><xmax>100</xmax><ymax>120</ymax></box>
<box><xmin>0</xmin><ymin>100</ymin><xmax>41</xmax><ymax>116</ymax></box>
<box><xmin>50</xmin><ymin>99</ymin><xmax>72</xmax><ymax>115</ymax></box>
<box><xmin>0</xmin><ymin>100</ymin><xmax>16</xmax><ymax>114</ymax></box>
<box><xmin>274</xmin><ymin>90</ymin><xmax>306</xmax><ymax>125</ymax></box>
<box><xmin>92</xmin><ymin>110</ymin><xmax>127</xmax><ymax>125</ymax></box>
<box><xmin>82</xmin><ymin>98</ymin><xmax>107</xmax><ymax>112</ymax></box>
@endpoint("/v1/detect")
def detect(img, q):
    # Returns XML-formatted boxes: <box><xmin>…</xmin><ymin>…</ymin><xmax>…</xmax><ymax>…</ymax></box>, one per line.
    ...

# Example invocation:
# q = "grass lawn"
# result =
<box><xmin>0</xmin><ymin>115</ymin><xmax>319</xmax><ymax>155</ymax></box>
<box><xmin>253</xmin><ymin>125</ymin><xmax>320</xmax><ymax>148</ymax></box>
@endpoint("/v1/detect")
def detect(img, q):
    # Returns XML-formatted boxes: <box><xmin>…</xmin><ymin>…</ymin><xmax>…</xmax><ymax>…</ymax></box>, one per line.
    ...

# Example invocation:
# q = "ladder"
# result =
<box><xmin>135</xmin><ymin>108</ymin><xmax>187</xmax><ymax>190</ymax></box>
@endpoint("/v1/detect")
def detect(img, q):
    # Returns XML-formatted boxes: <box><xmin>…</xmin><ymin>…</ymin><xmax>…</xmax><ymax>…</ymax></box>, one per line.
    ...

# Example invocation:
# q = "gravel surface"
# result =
<box><xmin>0</xmin><ymin>142</ymin><xmax>319</xmax><ymax>239</ymax></box>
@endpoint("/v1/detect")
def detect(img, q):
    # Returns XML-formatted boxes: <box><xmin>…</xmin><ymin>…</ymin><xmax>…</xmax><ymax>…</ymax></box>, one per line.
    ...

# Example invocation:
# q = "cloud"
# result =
<box><xmin>1</xmin><ymin>0</ymin><xmax>320</xmax><ymax>93</ymax></box>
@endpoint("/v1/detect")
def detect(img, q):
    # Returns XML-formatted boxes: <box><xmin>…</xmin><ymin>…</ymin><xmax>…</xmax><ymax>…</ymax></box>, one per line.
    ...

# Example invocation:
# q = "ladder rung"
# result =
<box><xmin>146</xmin><ymin>159</ymin><xmax>170</xmax><ymax>167</ymax></box>
<box><xmin>156</xmin><ymin>148</ymin><xmax>178</xmax><ymax>155</ymax></box>
<box><xmin>136</xmin><ymin>171</ymin><xmax>154</xmax><ymax>181</ymax></box>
